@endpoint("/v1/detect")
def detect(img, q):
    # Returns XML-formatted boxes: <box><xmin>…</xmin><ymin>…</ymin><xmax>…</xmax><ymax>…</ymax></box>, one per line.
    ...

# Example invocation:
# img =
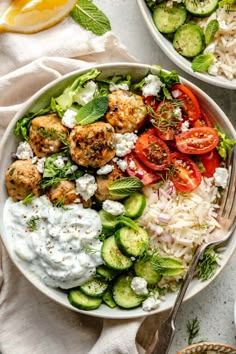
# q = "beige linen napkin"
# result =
<box><xmin>0</xmin><ymin>50</ymin><xmax>146</xmax><ymax>353</ymax></box>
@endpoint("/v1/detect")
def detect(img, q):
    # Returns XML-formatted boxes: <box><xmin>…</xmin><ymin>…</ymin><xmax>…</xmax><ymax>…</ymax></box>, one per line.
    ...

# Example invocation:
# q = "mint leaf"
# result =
<box><xmin>109</xmin><ymin>177</ymin><xmax>144</xmax><ymax>198</ymax></box>
<box><xmin>76</xmin><ymin>96</ymin><xmax>108</xmax><ymax>125</ymax></box>
<box><xmin>152</xmin><ymin>256</ymin><xmax>185</xmax><ymax>276</ymax></box>
<box><xmin>192</xmin><ymin>54</ymin><xmax>215</xmax><ymax>73</ymax></box>
<box><xmin>71</xmin><ymin>0</ymin><xmax>111</xmax><ymax>36</ymax></box>
<box><xmin>205</xmin><ymin>19</ymin><xmax>219</xmax><ymax>45</ymax></box>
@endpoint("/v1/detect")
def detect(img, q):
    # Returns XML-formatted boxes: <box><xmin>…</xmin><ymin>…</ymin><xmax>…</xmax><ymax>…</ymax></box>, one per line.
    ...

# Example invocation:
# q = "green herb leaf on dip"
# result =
<box><xmin>205</xmin><ymin>19</ymin><xmax>219</xmax><ymax>45</ymax></box>
<box><xmin>71</xmin><ymin>0</ymin><xmax>111</xmax><ymax>36</ymax></box>
<box><xmin>108</xmin><ymin>177</ymin><xmax>144</xmax><ymax>198</ymax></box>
<box><xmin>192</xmin><ymin>54</ymin><xmax>215</xmax><ymax>73</ymax></box>
<box><xmin>76</xmin><ymin>96</ymin><xmax>108</xmax><ymax>125</ymax></box>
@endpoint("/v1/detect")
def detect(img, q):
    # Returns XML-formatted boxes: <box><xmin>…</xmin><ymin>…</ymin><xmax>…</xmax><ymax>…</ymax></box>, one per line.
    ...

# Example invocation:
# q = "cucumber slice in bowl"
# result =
<box><xmin>68</xmin><ymin>290</ymin><xmax>102</xmax><ymax>310</ymax></box>
<box><xmin>102</xmin><ymin>289</ymin><xmax>117</xmax><ymax>308</ymax></box>
<box><xmin>124</xmin><ymin>193</ymin><xmax>146</xmax><ymax>219</ymax></box>
<box><xmin>102</xmin><ymin>235</ymin><xmax>133</xmax><ymax>270</ymax></box>
<box><xmin>80</xmin><ymin>278</ymin><xmax>108</xmax><ymax>297</ymax></box>
<box><xmin>96</xmin><ymin>265</ymin><xmax>118</xmax><ymax>281</ymax></box>
<box><xmin>153</xmin><ymin>4</ymin><xmax>187</xmax><ymax>34</ymax></box>
<box><xmin>115</xmin><ymin>226</ymin><xmax>149</xmax><ymax>257</ymax></box>
<box><xmin>185</xmin><ymin>0</ymin><xmax>218</xmax><ymax>17</ymax></box>
<box><xmin>99</xmin><ymin>210</ymin><xmax>118</xmax><ymax>232</ymax></box>
<box><xmin>113</xmin><ymin>275</ymin><xmax>144</xmax><ymax>309</ymax></box>
<box><xmin>173</xmin><ymin>24</ymin><xmax>205</xmax><ymax>58</ymax></box>
<box><xmin>134</xmin><ymin>257</ymin><xmax>162</xmax><ymax>286</ymax></box>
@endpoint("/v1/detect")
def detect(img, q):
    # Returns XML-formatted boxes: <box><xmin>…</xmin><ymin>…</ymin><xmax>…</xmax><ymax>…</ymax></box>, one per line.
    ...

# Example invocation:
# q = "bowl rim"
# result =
<box><xmin>136</xmin><ymin>0</ymin><xmax>236</xmax><ymax>90</ymax></box>
<box><xmin>177</xmin><ymin>342</ymin><xmax>236</xmax><ymax>353</ymax></box>
<box><xmin>0</xmin><ymin>62</ymin><xmax>236</xmax><ymax>319</ymax></box>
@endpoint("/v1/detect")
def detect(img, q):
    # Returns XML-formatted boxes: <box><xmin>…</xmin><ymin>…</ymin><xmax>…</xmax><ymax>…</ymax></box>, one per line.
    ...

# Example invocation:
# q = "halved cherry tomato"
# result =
<box><xmin>125</xmin><ymin>153</ymin><xmax>161</xmax><ymax>185</ymax></box>
<box><xmin>199</xmin><ymin>149</ymin><xmax>221</xmax><ymax>177</ymax></box>
<box><xmin>144</xmin><ymin>96</ymin><xmax>159</xmax><ymax>111</ymax></box>
<box><xmin>170</xmin><ymin>152</ymin><xmax>202</xmax><ymax>192</ymax></box>
<box><xmin>171</xmin><ymin>84</ymin><xmax>201</xmax><ymax>122</ymax></box>
<box><xmin>192</xmin><ymin>112</ymin><xmax>212</xmax><ymax>128</ymax></box>
<box><xmin>135</xmin><ymin>129</ymin><xmax>171</xmax><ymax>171</ymax></box>
<box><xmin>151</xmin><ymin>100</ymin><xmax>182</xmax><ymax>140</ymax></box>
<box><xmin>176</xmin><ymin>127</ymin><xmax>219</xmax><ymax>155</ymax></box>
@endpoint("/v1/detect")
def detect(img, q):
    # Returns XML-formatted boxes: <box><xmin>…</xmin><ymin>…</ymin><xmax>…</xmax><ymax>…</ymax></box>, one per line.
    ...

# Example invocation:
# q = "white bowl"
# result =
<box><xmin>0</xmin><ymin>63</ymin><xmax>236</xmax><ymax>319</ymax></box>
<box><xmin>137</xmin><ymin>0</ymin><xmax>236</xmax><ymax>90</ymax></box>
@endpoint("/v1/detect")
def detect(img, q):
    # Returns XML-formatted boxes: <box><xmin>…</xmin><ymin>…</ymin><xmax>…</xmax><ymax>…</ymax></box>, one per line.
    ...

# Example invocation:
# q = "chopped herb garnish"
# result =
<box><xmin>22</xmin><ymin>192</ymin><xmax>34</xmax><ymax>205</ymax></box>
<box><xmin>27</xmin><ymin>216</ymin><xmax>40</xmax><ymax>232</ymax></box>
<box><xmin>187</xmin><ymin>317</ymin><xmax>200</xmax><ymax>345</ymax></box>
<box><xmin>197</xmin><ymin>247</ymin><xmax>218</xmax><ymax>281</ymax></box>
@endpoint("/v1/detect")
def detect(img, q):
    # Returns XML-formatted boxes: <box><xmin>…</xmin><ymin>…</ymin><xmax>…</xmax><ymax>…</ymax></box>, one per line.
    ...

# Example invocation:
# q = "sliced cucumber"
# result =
<box><xmin>134</xmin><ymin>257</ymin><xmax>161</xmax><ymax>286</ymax></box>
<box><xmin>185</xmin><ymin>0</ymin><xmax>218</xmax><ymax>17</ymax></box>
<box><xmin>80</xmin><ymin>278</ymin><xmax>108</xmax><ymax>297</ymax></box>
<box><xmin>102</xmin><ymin>289</ymin><xmax>117</xmax><ymax>308</ymax></box>
<box><xmin>113</xmin><ymin>275</ymin><xmax>144</xmax><ymax>309</ymax></box>
<box><xmin>124</xmin><ymin>193</ymin><xmax>146</xmax><ymax>219</ymax></box>
<box><xmin>173</xmin><ymin>24</ymin><xmax>205</xmax><ymax>58</ymax></box>
<box><xmin>68</xmin><ymin>289</ymin><xmax>102</xmax><ymax>310</ymax></box>
<box><xmin>96</xmin><ymin>265</ymin><xmax>117</xmax><ymax>281</ymax></box>
<box><xmin>102</xmin><ymin>235</ymin><xmax>133</xmax><ymax>270</ymax></box>
<box><xmin>115</xmin><ymin>226</ymin><xmax>149</xmax><ymax>257</ymax></box>
<box><xmin>99</xmin><ymin>210</ymin><xmax>118</xmax><ymax>231</ymax></box>
<box><xmin>153</xmin><ymin>4</ymin><xmax>187</xmax><ymax>34</ymax></box>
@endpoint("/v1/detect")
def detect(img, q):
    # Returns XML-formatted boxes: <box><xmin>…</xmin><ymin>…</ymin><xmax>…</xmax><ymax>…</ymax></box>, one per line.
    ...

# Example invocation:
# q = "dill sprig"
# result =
<box><xmin>197</xmin><ymin>247</ymin><xmax>219</xmax><ymax>281</ymax></box>
<box><xmin>147</xmin><ymin>100</ymin><xmax>182</xmax><ymax>132</ymax></box>
<box><xmin>22</xmin><ymin>192</ymin><xmax>34</xmax><ymax>205</ymax></box>
<box><xmin>27</xmin><ymin>216</ymin><xmax>40</xmax><ymax>232</ymax></box>
<box><xmin>187</xmin><ymin>317</ymin><xmax>200</xmax><ymax>345</ymax></box>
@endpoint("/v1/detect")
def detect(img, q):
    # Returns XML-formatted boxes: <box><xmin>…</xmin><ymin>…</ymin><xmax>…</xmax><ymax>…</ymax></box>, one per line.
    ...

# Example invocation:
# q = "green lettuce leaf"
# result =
<box><xmin>205</xmin><ymin>19</ymin><xmax>219</xmax><ymax>45</ymax></box>
<box><xmin>216</xmin><ymin>128</ymin><xmax>236</xmax><ymax>160</ymax></box>
<box><xmin>192</xmin><ymin>54</ymin><xmax>215</xmax><ymax>73</ymax></box>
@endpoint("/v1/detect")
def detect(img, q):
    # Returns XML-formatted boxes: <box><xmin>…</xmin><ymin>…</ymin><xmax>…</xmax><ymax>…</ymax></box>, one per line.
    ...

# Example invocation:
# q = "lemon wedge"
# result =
<box><xmin>0</xmin><ymin>0</ymin><xmax>77</xmax><ymax>34</ymax></box>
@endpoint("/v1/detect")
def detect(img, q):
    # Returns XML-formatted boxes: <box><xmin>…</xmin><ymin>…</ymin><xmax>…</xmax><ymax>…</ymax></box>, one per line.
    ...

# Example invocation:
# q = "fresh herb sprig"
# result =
<box><xmin>22</xmin><ymin>193</ymin><xmax>35</xmax><ymax>205</ymax></box>
<box><xmin>27</xmin><ymin>216</ymin><xmax>40</xmax><ymax>232</ymax></box>
<box><xmin>187</xmin><ymin>317</ymin><xmax>200</xmax><ymax>345</ymax></box>
<box><xmin>197</xmin><ymin>247</ymin><xmax>219</xmax><ymax>281</ymax></box>
<box><xmin>216</xmin><ymin>128</ymin><xmax>236</xmax><ymax>160</ymax></box>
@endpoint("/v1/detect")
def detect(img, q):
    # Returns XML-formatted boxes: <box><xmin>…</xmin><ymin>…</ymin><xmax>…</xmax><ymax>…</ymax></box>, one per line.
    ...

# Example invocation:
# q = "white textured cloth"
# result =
<box><xmin>0</xmin><ymin>17</ymin><xmax>144</xmax><ymax>353</ymax></box>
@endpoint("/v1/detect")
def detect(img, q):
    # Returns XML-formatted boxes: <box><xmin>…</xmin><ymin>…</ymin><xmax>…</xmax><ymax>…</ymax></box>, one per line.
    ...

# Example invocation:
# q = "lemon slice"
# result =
<box><xmin>0</xmin><ymin>0</ymin><xmax>77</xmax><ymax>34</ymax></box>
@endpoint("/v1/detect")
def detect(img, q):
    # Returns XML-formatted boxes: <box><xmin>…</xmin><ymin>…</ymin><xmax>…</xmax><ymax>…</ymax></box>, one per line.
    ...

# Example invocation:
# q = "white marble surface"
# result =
<box><xmin>95</xmin><ymin>0</ymin><xmax>236</xmax><ymax>352</ymax></box>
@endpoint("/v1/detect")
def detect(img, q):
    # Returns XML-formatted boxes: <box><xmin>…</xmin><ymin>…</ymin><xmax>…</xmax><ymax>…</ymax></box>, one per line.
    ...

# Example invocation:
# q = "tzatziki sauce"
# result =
<box><xmin>4</xmin><ymin>196</ymin><xmax>103</xmax><ymax>289</ymax></box>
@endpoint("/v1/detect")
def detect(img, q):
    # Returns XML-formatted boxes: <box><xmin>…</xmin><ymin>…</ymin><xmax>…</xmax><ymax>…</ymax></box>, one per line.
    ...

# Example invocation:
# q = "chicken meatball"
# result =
<box><xmin>69</xmin><ymin>122</ymin><xmax>115</xmax><ymax>168</ymax></box>
<box><xmin>47</xmin><ymin>180</ymin><xmax>77</xmax><ymax>205</ymax></box>
<box><xmin>105</xmin><ymin>90</ymin><xmax>147</xmax><ymax>133</ymax></box>
<box><xmin>95</xmin><ymin>163</ymin><xmax>125</xmax><ymax>201</ymax></box>
<box><xmin>5</xmin><ymin>160</ymin><xmax>41</xmax><ymax>201</ymax></box>
<box><xmin>29</xmin><ymin>114</ymin><xmax>69</xmax><ymax>157</ymax></box>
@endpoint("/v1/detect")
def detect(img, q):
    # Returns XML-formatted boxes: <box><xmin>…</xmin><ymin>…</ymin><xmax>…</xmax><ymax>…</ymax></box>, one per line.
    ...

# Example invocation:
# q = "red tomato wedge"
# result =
<box><xmin>135</xmin><ymin>129</ymin><xmax>171</xmax><ymax>171</ymax></box>
<box><xmin>176</xmin><ymin>127</ymin><xmax>219</xmax><ymax>155</ymax></box>
<box><xmin>144</xmin><ymin>96</ymin><xmax>159</xmax><ymax>111</ymax></box>
<box><xmin>171</xmin><ymin>84</ymin><xmax>201</xmax><ymax>122</ymax></box>
<box><xmin>170</xmin><ymin>153</ymin><xmax>202</xmax><ymax>192</ymax></box>
<box><xmin>192</xmin><ymin>112</ymin><xmax>212</xmax><ymax>128</ymax></box>
<box><xmin>199</xmin><ymin>149</ymin><xmax>221</xmax><ymax>177</ymax></box>
<box><xmin>125</xmin><ymin>153</ymin><xmax>161</xmax><ymax>185</ymax></box>
<box><xmin>151</xmin><ymin>100</ymin><xmax>182</xmax><ymax>140</ymax></box>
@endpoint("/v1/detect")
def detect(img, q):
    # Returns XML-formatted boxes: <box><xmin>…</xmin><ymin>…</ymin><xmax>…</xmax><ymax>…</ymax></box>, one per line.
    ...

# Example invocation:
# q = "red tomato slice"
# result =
<box><xmin>125</xmin><ymin>153</ymin><xmax>161</xmax><ymax>185</ymax></box>
<box><xmin>176</xmin><ymin>127</ymin><xmax>219</xmax><ymax>155</ymax></box>
<box><xmin>144</xmin><ymin>96</ymin><xmax>159</xmax><ymax>111</ymax></box>
<box><xmin>192</xmin><ymin>112</ymin><xmax>212</xmax><ymax>128</ymax></box>
<box><xmin>171</xmin><ymin>84</ymin><xmax>201</xmax><ymax>122</ymax></box>
<box><xmin>135</xmin><ymin>129</ymin><xmax>171</xmax><ymax>171</ymax></box>
<box><xmin>199</xmin><ymin>149</ymin><xmax>221</xmax><ymax>177</ymax></box>
<box><xmin>170</xmin><ymin>152</ymin><xmax>202</xmax><ymax>192</ymax></box>
<box><xmin>151</xmin><ymin>100</ymin><xmax>182</xmax><ymax>140</ymax></box>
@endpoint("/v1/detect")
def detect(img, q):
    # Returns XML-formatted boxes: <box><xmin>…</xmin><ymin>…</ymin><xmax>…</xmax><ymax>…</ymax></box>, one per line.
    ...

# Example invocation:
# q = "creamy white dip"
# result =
<box><xmin>4</xmin><ymin>196</ymin><xmax>103</xmax><ymax>289</ymax></box>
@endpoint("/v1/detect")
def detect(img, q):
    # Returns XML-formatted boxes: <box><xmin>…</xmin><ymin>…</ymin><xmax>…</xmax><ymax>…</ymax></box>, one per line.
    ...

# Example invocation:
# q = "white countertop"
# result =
<box><xmin>96</xmin><ymin>0</ymin><xmax>236</xmax><ymax>351</ymax></box>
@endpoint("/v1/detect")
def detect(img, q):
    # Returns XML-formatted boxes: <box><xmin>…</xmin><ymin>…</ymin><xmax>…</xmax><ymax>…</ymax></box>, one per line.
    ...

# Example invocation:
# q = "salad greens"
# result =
<box><xmin>22</xmin><ymin>192</ymin><xmax>35</xmax><ymax>205</ymax></box>
<box><xmin>76</xmin><ymin>96</ymin><xmax>109</xmax><ymax>125</ymax></box>
<box><xmin>205</xmin><ymin>19</ymin><xmax>219</xmax><ymax>45</ymax></box>
<box><xmin>216</xmin><ymin>128</ymin><xmax>236</xmax><ymax>160</ymax></box>
<box><xmin>71</xmin><ymin>0</ymin><xmax>111</xmax><ymax>36</ymax></box>
<box><xmin>192</xmin><ymin>54</ymin><xmax>215</xmax><ymax>73</ymax></box>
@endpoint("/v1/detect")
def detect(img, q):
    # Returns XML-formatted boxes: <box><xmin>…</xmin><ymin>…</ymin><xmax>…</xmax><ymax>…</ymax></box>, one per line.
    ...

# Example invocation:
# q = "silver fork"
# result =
<box><xmin>136</xmin><ymin>146</ymin><xmax>236</xmax><ymax>354</ymax></box>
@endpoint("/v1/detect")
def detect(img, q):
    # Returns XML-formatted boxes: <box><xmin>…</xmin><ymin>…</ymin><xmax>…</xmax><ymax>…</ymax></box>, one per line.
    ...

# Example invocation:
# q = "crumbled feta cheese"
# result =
<box><xmin>109</xmin><ymin>82</ymin><xmax>129</xmax><ymax>92</ymax></box>
<box><xmin>54</xmin><ymin>155</ymin><xmax>66</xmax><ymax>169</ymax></box>
<box><xmin>214</xmin><ymin>167</ymin><xmax>229</xmax><ymax>189</ymax></box>
<box><xmin>181</xmin><ymin>120</ymin><xmax>190</xmax><ymax>132</ymax></box>
<box><xmin>142</xmin><ymin>296</ymin><xmax>160</xmax><ymax>312</ymax></box>
<box><xmin>66</xmin><ymin>164</ymin><xmax>78</xmax><ymax>175</ymax></box>
<box><xmin>97</xmin><ymin>164</ymin><xmax>114</xmax><ymax>175</ymax></box>
<box><xmin>102</xmin><ymin>200</ymin><xmax>125</xmax><ymax>216</ymax></box>
<box><xmin>129</xmin><ymin>160</ymin><xmax>136</xmax><ymax>170</ymax></box>
<box><xmin>142</xmin><ymin>74</ymin><xmax>163</xmax><ymax>97</ymax></box>
<box><xmin>208</xmin><ymin>61</ymin><xmax>220</xmax><ymax>76</ymax></box>
<box><xmin>75</xmin><ymin>81</ymin><xmax>97</xmax><ymax>106</ymax></box>
<box><xmin>36</xmin><ymin>157</ymin><xmax>46</xmax><ymax>174</ymax></box>
<box><xmin>62</xmin><ymin>109</ymin><xmax>77</xmax><ymax>129</ymax></box>
<box><xmin>76</xmin><ymin>174</ymin><xmax>97</xmax><ymax>201</ymax></box>
<box><xmin>116</xmin><ymin>159</ymin><xmax>128</xmax><ymax>172</ymax></box>
<box><xmin>115</xmin><ymin>133</ymin><xmax>138</xmax><ymax>157</ymax></box>
<box><xmin>173</xmin><ymin>107</ymin><xmax>183</xmax><ymax>121</ymax></box>
<box><xmin>131</xmin><ymin>277</ymin><xmax>148</xmax><ymax>296</ymax></box>
<box><xmin>204</xmin><ymin>43</ymin><xmax>216</xmax><ymax>55</ymax></box>
<box><xmin>16</xmin><ymin>142</ymin><xmax>33</xmax><ymax>160</ymax></box>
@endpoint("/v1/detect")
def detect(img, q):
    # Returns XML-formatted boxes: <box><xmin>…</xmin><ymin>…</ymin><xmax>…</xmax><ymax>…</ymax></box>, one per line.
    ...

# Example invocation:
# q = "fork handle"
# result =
<box><xmin>146</xmin><ymin>243</ymin><xmax>208</xmax><ymax>354</ymax></box>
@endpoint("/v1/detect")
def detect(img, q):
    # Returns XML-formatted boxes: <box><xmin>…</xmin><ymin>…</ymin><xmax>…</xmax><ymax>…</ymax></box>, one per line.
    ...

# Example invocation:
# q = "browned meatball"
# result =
<box><xmin>47</xmin><ymin>180</ymin><xmax>77</xmax><ymax>205</ymax></box>
<box><xmin>5</xmin><ymin>160</ymin><xmax>41</xmax><ymax>201</ymax></box>
<box><xmin>105</xmin><ymin>90</ymin><xmax>147</xmax><ymax>133</ymax></box>
<box><xmin>69</xmin><ymin>122</ymin><xmax>116</xmax><ymax>168</ymax></box>
<box><xmin>29</xmin><ymin>114</ymin><xmax>69</xmax><ymax>157</ymax></box>
<box><xmin>95</xmin><ymin>163</ymin><xmax>125</xmax><ymax>201</ymax></box>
